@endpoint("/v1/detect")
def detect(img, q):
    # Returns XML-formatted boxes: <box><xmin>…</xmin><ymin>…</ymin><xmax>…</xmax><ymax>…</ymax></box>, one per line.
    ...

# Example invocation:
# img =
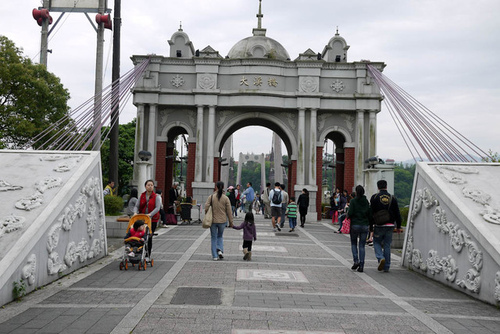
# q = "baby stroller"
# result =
<box><xmin>119</xmin><ymin>214</ymin><xmax>154</xmax><ymax>271</ymax></box>
<box><xmin>180</xmin><ymin>200</ymin><xmax>192</xmax><ymax>224</ymax></box>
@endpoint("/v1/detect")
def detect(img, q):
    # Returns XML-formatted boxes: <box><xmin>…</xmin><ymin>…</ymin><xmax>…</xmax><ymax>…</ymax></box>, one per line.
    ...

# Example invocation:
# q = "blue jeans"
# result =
<box><xmin>281</xmin><ymin>204</ymin><xmax>287</xmax><ymax>226</ymax></box>
<box><xmin>373</xmin><ymin>226</ymin><xmax>393</xmax><ymax>270</ymax></box>
<box><xmin>289</xmin><ymin>217</ymin><xmax>297</xmax><ymax>229</ymax></box>
<box><xmin>231</xmin><ymin>206</ymin><xmax>237</xmax><ymax>217</ymax></box>
<box><xmin>338</xmin><ymin>213</ymin><xmax>346</xmax><ymax>231</ymax></box>
<box><xmin>210</xmin><ymin>223</ymin><xmax>225</xmax><ymax>258</ymax></box>
<box><xmin>350</xmin><ymin>225</ymin><xmax>369</xmax><ymax>264</ymax></box>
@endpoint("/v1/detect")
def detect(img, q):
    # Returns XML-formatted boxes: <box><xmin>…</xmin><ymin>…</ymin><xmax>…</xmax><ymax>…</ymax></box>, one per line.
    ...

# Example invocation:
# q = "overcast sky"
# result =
<box><xmin>3</xmin><ymin>0</ymin><xmax>499</xmax><ymax>162</ymax></box>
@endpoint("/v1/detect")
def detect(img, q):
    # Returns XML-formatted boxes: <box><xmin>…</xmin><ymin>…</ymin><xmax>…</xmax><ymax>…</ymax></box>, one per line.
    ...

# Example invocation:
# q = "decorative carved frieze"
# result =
<box><xmin>330</xmin><ymin>79</ymin><xmax>345</xmax><ymax>93</ymax></box>
<box><xmin>480</xmin><ymin>205</ymin><xmax>500</xmax><ymax>225</ymax></box>
<box><xmin>318</xmin><ymin>114</ymin><xmax>329</xmax><ymax>131</ymax></box>
<box><xmin>217</xmin><ymin>111</ymin><xmax>235</xmax><ymax>127</ymax></box>
<box><xmin>299</xmin><ymin>77</ymin><xmax>318</xmax><ymax>93</ymax></box>
<box><xmin>0</xmin><ymin>215</ymin><xmax>25</xmax><ymax>236</ymax></box>
<box><xmin>0</xmin><ymin>180</ymin><xmax>22</xmax><ymax>192</ymax></box>
<box><xmin>53</xmin><ymin>156</ymin><xmax>83</xmax><ymax>173</ymax></box>
<box><xmin>495</xmin><ymin>271</ymin><xmax>500</xmax><ymax>302</ymax></box>
<box><xmin>22</xmin><ymin>254</ymin><xmax>36</xmax><ymax>286</ymax></box>
<box><xmin>47</xmin><ymin>223</ymin><xmax>61</xmax><ymax>253</ymax></box>
<box><xmin>15</xmin><ymin>193</ymin><xmax>44</xmax><ymax>211</ymax></box>
<box><xmin>280</xmin><ymin>112</ymin><xmax>296</xmax><ymax>131</ymax></box>
<box><xmin>340</xmin><ymin>113</ymin><xmax>355</xmax><ymax>132</ymax></box>
<box><xmin>408</xmin><ymin>186</ymin><xmax>485</xmax><ymax>293</ymax></box>
<box><xmin>47</xmin><ymin>251</ymin><xmax>67</xmax><ymax>275</ymax></box>
<box><xmin>198</xmin><ymin>74</ymin><xmax>215</xmax><ymax>89</ymax></box>
<box><xmin>462</xmin><ymin>187</ymin><xmax>491</xmax><ymax>205</ymax></box>
<box><xmin>187</xmin><ymin>110</ymin><xmax>196</xmax><ymax>128</ymax></box>
<box><xmin>457</xmin><ymin>269</ymin><xmax>481</xmax><ymax>293</ymax></box>
<box><xmin>171</xmin><ymin>75</ymin><xmax>185</xmax><ymax>88</ymax></box>
<box><xmin>36</xmin><ymin>177</ymin><xmax>62</xmax><ymax>193</ymax></box>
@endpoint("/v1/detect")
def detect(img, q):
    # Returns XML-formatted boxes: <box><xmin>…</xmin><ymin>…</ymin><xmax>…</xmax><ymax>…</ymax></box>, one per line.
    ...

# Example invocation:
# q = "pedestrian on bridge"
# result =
<box><xmin>205</xmin><ymin>181</ymin><xmax>234</xmax><ymax>261</ymax></box>
<box><xmin>370</xmin><ymin>180</ymin><xmax>402</xmax><ymax>272</ymax></box>
<box><xmin>347</xmin><ymin>185</ymin><xmax>371</xmax><ymax>273</ymax></box>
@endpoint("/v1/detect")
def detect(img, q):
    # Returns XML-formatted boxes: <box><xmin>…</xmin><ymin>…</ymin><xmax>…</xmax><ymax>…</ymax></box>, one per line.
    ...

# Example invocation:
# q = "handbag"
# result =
<box><xmin>340</xmin><ymin>218</ymin><xmax>351</xmax><ymax>234</ymax></box>
<box><xmin>202</xmin><ymin>195</ymin><xmax>213</xmax><ymax>229</ymax></box>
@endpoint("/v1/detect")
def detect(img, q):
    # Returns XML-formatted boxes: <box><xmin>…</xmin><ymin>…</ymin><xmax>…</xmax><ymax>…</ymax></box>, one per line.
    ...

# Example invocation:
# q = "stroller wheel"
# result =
<box><xmin>143</xmin><ymin>260</ymin><xmax>147</xmax><ymax>270</ymax></box>
<box><xmin>150</xmin><ymin>259</ymin><xmax>154</xmax><ymax>267</ymax></box>
<box><xmin>119</xmin><ymin>262</ymin><xmax>124</xmax><ymax>270</ymax></box>
<box><xmin>124</xmin><ymin>259</ymin><xmax>129</xmax><ymax>270</ymax></box>
<box><xmin>138</xmin><ymin>262</ymin><xmax>142</xmax><ymax>270</ymax></box>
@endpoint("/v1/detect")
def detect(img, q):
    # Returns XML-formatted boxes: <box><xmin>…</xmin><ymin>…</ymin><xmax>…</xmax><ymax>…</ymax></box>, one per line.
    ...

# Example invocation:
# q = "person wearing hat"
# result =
<box><xmin>227</xmin><ymin>186</ymin><xmax>237</xmax><ymax>217</ymax></box>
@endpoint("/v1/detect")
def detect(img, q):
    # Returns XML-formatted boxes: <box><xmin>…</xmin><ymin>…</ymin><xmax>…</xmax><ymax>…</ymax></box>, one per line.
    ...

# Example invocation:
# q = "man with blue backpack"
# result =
<box><xmin>269</xmin><ymin>182</ymin><xmax>282</xmax><ymax>232</ymax></box>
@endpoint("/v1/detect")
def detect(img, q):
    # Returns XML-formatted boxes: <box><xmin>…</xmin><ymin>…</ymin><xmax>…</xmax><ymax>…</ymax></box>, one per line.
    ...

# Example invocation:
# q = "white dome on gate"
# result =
<box><xmin>227</xmin><ymin>0</ymin><xmax>290</xmax><ymax>61</ymax></box>
<box><xmin>227</xmin><ymin>35</ymin><xmax>290</xmax><ymax>60</ymax></box>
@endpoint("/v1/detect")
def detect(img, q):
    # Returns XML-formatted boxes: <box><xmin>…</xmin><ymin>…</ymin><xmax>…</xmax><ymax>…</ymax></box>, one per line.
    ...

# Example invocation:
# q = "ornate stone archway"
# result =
<box><xmin>130</xmin><ymin>5</ymin><xmax>385</xmax><ymax>220</ymax></box>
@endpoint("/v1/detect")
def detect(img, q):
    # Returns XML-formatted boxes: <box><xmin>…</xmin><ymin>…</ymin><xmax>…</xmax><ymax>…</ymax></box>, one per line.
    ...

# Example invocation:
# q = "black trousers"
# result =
<box><xmin>243</xmin><ymin>240</ymin><xmax>253</xmax><ymax>251</ymax></box>
<box><xmin>147</xmin><ymin>221</ymin><xmax>157</xmax><ymax>257</ymax></box>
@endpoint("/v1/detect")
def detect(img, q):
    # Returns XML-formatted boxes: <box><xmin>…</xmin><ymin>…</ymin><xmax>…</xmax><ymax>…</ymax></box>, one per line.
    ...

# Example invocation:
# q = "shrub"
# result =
<box><xmin>400</xmin><ymin>206</ymin><xmax>409</xmax><ymax>227</ymax></box>
<box><xmin>104</xmin><ymin>195</ymin><xmax>124</xmax><ymax>216</ymax></box>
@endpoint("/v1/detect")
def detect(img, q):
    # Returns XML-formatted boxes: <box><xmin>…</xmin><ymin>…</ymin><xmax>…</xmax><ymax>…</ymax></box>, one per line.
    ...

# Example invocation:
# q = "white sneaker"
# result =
<box><xmin>213</xmin><ymin>257</ymin><xmax>219</xmax><ymax>261</ymax></box>
<box><xmin>217</xmin><ymin>250</ymin><xmax>224</xmax><ymax>259</ymax></box>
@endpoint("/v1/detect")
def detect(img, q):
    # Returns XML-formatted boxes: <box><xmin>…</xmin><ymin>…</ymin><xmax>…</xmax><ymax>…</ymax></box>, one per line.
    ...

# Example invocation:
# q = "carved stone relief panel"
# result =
<box><xmin>22</xmin><ymin>254</ymin><xmax>37</xmax><ymax>286</ymax></box>
<box><xmin>46</xmin><ymin>175</ymin><xmax>104</xmax><ymax>276</ymax></box>
<box><xmin>0</xmin><ymin>215</ymin><xmax>25</xmax><ymax>237</ymax></box>
<box><xmin>330</xmin><ymin>79</ymin><xmax>345</xmax><ymax>93</ymax></box>
<box><xmin>407</xmin><ymin>184</ymin><xmax>485</xmax><ymax>294</ymax></box>
<box><xmin>279</xmin><ymin>112</ymin><xmax>296</xmax><ymax>131</ymax></box>
<box><xmin>0</xmin><ymin>180</ymin><xmax>23</xmax><ymax>192</ymax></box>
<box><xmin>299</xmin><ymin>77</ymin><xmax>318</xmax><ymax>93</ymax></box>
<box><xmin>340</xmin><ymin>113</ymin><xmax>355</xmax><ymax>132</ymax></box>
<box><xmin>217</xmin><ymin>111</ymin><xmax>235</xmax><ymax>127</ymax></box>
<box><xmin>198</xmin><ymin>74</ymin><xmax>216</xmax><ymax>90</ymax></box>
<box><xmin>435</xmin><ymin>165</ymin><xmax>499</xmax><ymax>225</ymax></box>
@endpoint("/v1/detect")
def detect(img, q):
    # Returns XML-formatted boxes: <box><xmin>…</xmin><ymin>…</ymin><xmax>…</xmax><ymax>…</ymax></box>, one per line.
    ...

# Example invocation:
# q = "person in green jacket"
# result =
<box><xmin>286</xmin><ymin>197</ymin><xmax>298</xmax><ymax>232</ymax></box>
<box><xmin>347</xmin><ymin>185</ymin><xmax>372</xmax><ymax>272</ymax></box>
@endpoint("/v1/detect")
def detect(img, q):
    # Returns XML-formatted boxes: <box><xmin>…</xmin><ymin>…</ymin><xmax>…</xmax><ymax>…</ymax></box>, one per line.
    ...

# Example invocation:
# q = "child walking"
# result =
<box><xmin>286</xmin><ymin>197</ymin><xmax>298</xmax><ymax>232</ymax></box>
<box><xmin>232</xmin><ymin>212</ymin><xmax>257</xmax><ymax>261</ymax></box>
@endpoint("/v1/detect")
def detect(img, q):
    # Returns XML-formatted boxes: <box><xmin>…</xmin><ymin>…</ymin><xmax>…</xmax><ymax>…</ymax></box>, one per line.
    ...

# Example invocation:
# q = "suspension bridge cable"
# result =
<box><xmin>367</xmin><ymin>65</ymin><xmax>491</xmax><ymax>162</ymax></box>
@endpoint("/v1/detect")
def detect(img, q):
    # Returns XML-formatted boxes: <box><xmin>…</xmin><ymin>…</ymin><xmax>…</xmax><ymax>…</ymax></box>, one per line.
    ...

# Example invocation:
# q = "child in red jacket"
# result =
<box><xmin>124</xmin><ymin>220</ymin><xmax>146</xmax><ymax>257</ymax></box>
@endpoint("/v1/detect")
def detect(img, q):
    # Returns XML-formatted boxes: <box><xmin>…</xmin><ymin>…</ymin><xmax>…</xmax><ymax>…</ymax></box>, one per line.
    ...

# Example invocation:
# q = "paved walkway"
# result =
<box><xmin>1</xmin><ymin>216</ymin><xmax>499</xmax><ymax>334</ymax></box>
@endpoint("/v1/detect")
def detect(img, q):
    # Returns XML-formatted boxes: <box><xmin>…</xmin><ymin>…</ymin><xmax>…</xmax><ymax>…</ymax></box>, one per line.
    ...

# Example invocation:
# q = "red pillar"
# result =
<box><xmin>213</xmin><ymin>157</ymin><xmax>220</xmax><ymax>182</ymax></box>
<box><xmin>186</xmin><ymin>142</ymin><xmax>196</xmax><ymax>197</ymax></box>
<box><xmin>316</xmin><ymin>146</ymin><xmax>323</xmax><ymax>220</ymax></box>
<box><xmin>290</xmin><ymin>160</ymin><xmax>297</xmax><ymax>190</ymax></box>
<box><xmin>156</xmin><ymin>142</ymin><xmax>167</xmax><ymax>207</ymax></box>
<box><xmin>336</xmin><ymin>151</ymin><xmax>345</xmax><ymax>191</ymax></box>
<box><xmin>344</xmin><ymin>147</ymin><xmax>355</xmax><ymax>193</ymax></box>
<box><xmin>287</xmin><ymin>165</ymin><xmax>292</xmax><ymax>199</ymax></box>
<box><xmin>165</xmin><ymin>144</ymin><xmax>175</xmax><ymax>205</ymax></box>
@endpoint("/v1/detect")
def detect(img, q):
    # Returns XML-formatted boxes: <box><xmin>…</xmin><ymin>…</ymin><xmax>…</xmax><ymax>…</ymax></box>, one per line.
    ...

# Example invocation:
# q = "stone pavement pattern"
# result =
<box><xmin>1</xmin><ymin>215</ymin><xmax>499</xmax><ymax>333</ymax></box>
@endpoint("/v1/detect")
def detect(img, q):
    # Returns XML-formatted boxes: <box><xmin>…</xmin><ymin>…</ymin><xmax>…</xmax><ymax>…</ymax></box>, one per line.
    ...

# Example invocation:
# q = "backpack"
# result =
<box><xmin>272</xmin><ymin>190</ymin><xmax>282</xmax><ymax>205</ymax></box>
<box><xmin>373</xmin><ymin>194</ymin><xmax>393</xmax><ymax>225</ymax></box>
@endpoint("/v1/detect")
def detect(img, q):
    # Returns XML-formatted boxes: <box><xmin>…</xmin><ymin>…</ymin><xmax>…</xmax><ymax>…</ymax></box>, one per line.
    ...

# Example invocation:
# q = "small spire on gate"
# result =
<box><xmin>253</xmin><ymin>0</ymin><xmax>266</xmax><ymax>36</ymax></box>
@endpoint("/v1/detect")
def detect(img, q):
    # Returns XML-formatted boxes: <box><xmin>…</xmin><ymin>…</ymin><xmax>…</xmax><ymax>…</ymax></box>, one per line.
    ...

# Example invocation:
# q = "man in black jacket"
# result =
<box><xmin>370</xmin><ymin>180</ymin><xmax>403</xmax><ymax>272</ymax></box>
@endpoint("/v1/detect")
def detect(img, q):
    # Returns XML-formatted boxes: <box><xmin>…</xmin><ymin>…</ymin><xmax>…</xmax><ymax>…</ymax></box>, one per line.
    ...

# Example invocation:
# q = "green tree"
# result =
<box><xmin>0</xmin><ymin>36</ymin><xmax>70</xmax><ymax>149</ymax></box>
<box><xmin>100</xmin><ymin>119</ymin><xmax>136</xmax><ymax>196</ymax></box>
<box><xmin>482</xmin><ymin>150</ymin><xmax>500</xmax><ymax>162</ymax></box>
<box><xmin>394</xmin><ymin>163</ymin><xmax>416</xmax><ymax>207</ymax></box>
